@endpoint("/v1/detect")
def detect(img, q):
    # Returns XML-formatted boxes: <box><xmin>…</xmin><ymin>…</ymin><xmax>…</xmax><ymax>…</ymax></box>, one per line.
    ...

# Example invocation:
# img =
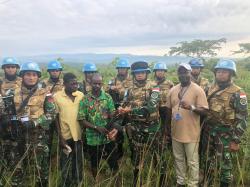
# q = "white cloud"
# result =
<box><xmin>0</xmin><ymin>0</ymin><xmax>249</xmax><ymax>56</ymax></box>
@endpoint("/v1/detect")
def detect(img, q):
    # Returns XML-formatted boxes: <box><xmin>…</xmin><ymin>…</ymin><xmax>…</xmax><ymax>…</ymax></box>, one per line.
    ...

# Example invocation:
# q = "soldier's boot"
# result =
<box><xmin>220</xmin><ymin>182</ymin><xmax>229</xmax><ymax>187</ymax></box>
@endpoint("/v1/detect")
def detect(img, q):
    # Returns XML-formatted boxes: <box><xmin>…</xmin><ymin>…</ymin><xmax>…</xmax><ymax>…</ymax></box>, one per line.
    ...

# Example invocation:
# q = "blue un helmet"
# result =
<box><xmin>131</xmin><ymin>61</ymin><xmax>151</xmax><ymax>74</ymax></box>
<box><xmin>153</xmin><ymin>62</ymin><xmax>168</xmax><ymax>72</ymax></box>
<box><xmin>116</xmin><ymin>58</ymin><xmax>130</xmax><ymax>69</ymax></box>
<box><xmin>2</xmin><ymin>57</ymin><xmax>20</xmax><ymax>69</ymax></box>
<box><xmin>47</xmin><ymin>60</ymin><xmax>63</xmax><ymax>71</ymax></box>
<box><xmin>214</xmin><ymin>59</ymin><xmax>236</xmax><ymax>75</ymax></box>
<box><xmin>189</xmin><ymin>58</ymin><xmax>204</xmax><ymax>68</ymax></box>
<box><xmin>19</xmin><ymin>61</ymin><xmax>41</xmax><ymax>77</ymax></box>
<box><xmin>82</xmin><ymin>63</ymin><xmax>97</xmax><ymax>73</ymax></box>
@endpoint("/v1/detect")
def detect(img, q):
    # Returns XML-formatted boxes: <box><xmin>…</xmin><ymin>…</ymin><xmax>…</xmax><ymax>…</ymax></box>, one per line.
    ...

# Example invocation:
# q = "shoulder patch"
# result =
<box><xmin>240</xmin><ymin>93</ymin><xmax>247</xmax><ymax>105</ymax></box>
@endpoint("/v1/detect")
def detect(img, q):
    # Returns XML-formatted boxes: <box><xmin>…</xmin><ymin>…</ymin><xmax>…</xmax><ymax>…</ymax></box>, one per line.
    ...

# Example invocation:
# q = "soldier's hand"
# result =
<box><xmin>118</xmin><ymin>106</ymin><xmax>131</xmax><ymax>114</ymax></box>
<box><xmin>96</xmin><ymin>126</ymin><xmax>108</xmax><ymax>135</ymax></box>
<box><xmin>229</xmin><ymin>141</ymin><xmax>240</xmax><ymax>152</ymax></box>
<box><xmin>107</xmin><ymin>128</ymin><xmax>118</xmax><ymax>141</ymax></box>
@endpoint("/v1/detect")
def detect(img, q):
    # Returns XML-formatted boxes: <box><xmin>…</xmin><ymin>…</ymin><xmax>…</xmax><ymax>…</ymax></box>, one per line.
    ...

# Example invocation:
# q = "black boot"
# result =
<box><xmin>220</xmin><ymin>182</ymin><xmax>229</xmax><ymax>187</ymax></box>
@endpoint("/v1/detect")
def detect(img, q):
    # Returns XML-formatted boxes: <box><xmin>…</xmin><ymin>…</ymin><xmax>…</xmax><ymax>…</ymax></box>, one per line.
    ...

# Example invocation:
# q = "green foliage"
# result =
<box><xmin>233</xmin><ymin>43</ymin><xmax>250</xmax><ymax>57</ymax></box>
<box><xmin>168</xmin><ymin>38</ymin><xmax>226</xmax><ymax>57</ymax></box>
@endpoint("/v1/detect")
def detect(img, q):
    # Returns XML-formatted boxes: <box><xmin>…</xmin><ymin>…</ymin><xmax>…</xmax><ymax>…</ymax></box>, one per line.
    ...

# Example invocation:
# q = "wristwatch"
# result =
<box><xmin>191</xmin><ymin>105</ymin><xmax>196</xmax><ymax>111</ymax></box>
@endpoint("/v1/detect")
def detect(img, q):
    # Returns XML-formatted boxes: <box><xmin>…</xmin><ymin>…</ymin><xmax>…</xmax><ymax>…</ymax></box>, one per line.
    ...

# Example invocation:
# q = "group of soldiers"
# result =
<box><xmin>0</xmin><ymin>56</ymin><xmax>248</xmax><ymax>187</ymax></box>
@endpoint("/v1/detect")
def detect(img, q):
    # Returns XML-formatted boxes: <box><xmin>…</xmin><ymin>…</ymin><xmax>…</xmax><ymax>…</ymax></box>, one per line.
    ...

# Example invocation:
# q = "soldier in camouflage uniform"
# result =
<box><xmin>78</xmin><ymin>63</ymin><xmax>98</xmax><ymax>94</ymax></box>
<box><xmin>78</xmin><ymin>73</ymin><xmax>120</xmax><ymax>181</ymax></box>
<box><xmin>152</xmin><ymin>62</ymin><xmax>174</xmax><ymax>138</ymax></box>
<box><xmin>189</xmin><ymin>58</ymin><xmax>209</xmax><ymax>90</ymax></box>
<box><xmin>43</xmin><ymin>60</ymin><xmax>64</xmax><ymax>94</ymax></box>
<box><xmin>202</xmin><ymin>59</ymin><xmax>248</xmax><ymax>187</ymax></box>
<box><xmin>118</xmin><ymin>61</ymin><xmax>164</xmax><ymax>186</ymax></box>
<box><xmin>107</xmin><ymin>58</ymin><xmax>133</xmax><ymax>160</ymax></box>
<box><xmin>0</xmin><ymin>57</ymin><xmax>22</xmax><ymax>96</ymax></box>
<box><xmin>43</xmin><ymin>60</ymin><xmax>64</xmax><ymax>158</ymax></box>
<box><xmin>0</xmin><ymin>61</ymin><xmax>56</xmax><ymax>186</ymax></box>
<box><xmin>0</xmin><ymin>57</ymin><xmax>22</xmax><ymax>186</ymax></box>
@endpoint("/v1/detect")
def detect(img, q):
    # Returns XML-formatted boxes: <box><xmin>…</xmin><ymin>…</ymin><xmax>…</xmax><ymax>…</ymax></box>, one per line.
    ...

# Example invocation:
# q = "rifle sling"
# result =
<box><xmin>17</xmin><ymin>86</ymin><xmax>38</xmax><ymax>113</ymax></box>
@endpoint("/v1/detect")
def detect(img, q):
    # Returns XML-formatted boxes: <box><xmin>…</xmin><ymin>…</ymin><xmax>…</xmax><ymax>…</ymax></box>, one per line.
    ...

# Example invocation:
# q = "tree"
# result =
<box><xmin>168</xmin><ymin>38</ymin><xmax>226</xmax><ymax>57</ymax></box>
<box><xmin>232</xmin><ymin>43</ymin><xmax>250</xmax><ymax>57</ymax></box>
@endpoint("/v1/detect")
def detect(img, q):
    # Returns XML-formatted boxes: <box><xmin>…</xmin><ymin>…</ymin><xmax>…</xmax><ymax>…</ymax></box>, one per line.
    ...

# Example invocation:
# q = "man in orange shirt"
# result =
<box><xmin>166</xmin><ymin>63</ymin><xmax>208</xmax><ymax>187</ymax></box>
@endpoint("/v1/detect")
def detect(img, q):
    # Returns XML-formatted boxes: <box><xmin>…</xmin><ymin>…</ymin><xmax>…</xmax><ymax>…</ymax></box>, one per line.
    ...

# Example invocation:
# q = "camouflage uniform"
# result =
<box><xmin>0</xmin><ymin>77</ymin><xmax>22</xmax><ymax>186</ymax></box>
<box><xmin>0</xmin><ymin>85</ymin><xmax>56</xmax><ymax>186</ymax></box>
<box><xmin>107</xmin><ymin>75</ymin><xmax>133</xmax><ymax>109</ymax></box>
<box><xmin>191</xmin><ymin>75</ymin><xmax>209</xmax><ymax>90</ymax></box>
<box><xmin>152</xmin><ymin>78</ymin><xmax>173</xmax><ymax>133</ymax></box>
<box><xmin>0</xmin><ymin>77</ymin><xmax>22</xmax><ymax>96</ymax></box>
<box><xmin>125</xmin><ymin>80</ymin><xmax>162</xmax><ymax>166</ymax></box>
<box><xmin>78</xmin><ymin>80</ymin><xmax>92</xmax><ymax>94</ymax></box>
<box><xmin>43</xmin><ymin>78</ymin><xmax>64</xmax><ymax>94</ymax></box>
<box><xmin>77</xmin><ymin>90</ymin><xmax>119</xmax><ymax>172</ymax></box>
<box><xmin>202</xmin><ymin>82</ymin><xmax>248</xmax><ymax>184</ymax></box>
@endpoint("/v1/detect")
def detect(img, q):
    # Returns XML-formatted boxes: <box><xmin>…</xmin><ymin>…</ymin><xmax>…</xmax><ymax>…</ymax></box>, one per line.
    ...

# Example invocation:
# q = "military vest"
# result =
<box><xmin>0</xmin><ymin>77</ymin><xmax>22</xmax><ymax>96</ymax></box>
<box><xmin>43</xmin><ymin>78</ymin><xmax>64</xmax><ymax>94</ymax></box>
<box><xmin>191</xmin><ymin>76</ymin><xmax>209</xmax><ymax>90</ymax></box>
<box><xmin>128</xmin><ymin>80</ymin><xmax>159</xmax><ymax>121</ymax></box>
<box><xmin>207</xmin><ymin>83</ymin><xmax>241</xmax><ymax>125</ymax></box>
<box><xmin>14</xmin><ymin>86</ymin><xmax>47</xmax><ymax>120</ymax></box>
<box><xmin>153</xmin><ymin>79</ymin><xmax>173</xmax><ymax>107</ymax></box>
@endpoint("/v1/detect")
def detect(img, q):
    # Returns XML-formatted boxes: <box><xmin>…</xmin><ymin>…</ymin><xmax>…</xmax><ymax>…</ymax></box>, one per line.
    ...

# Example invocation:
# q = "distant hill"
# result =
<box><xmin>4</xmin><ymin>53</ymin><xmax>192</xmax><ymax>65</ymax></box>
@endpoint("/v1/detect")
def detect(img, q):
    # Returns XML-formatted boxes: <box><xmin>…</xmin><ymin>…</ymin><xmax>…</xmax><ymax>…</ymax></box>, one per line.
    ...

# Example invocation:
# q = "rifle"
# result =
<box><xmin>2</xmin><ymin>94</ymin><xmax>20</xmax><ymax>140</ymax></box>
<box><xmin>108</xmin><ymin>79</ymin><xmax>121</xmax><ymax>109</ymax></box>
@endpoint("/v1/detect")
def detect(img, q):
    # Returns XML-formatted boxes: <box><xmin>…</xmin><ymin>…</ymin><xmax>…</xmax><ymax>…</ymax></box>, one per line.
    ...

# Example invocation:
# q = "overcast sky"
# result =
<box><xmin>0</xmin><ymin>0</ymin><xmax>249</xmax><ymax>57</ymax></box>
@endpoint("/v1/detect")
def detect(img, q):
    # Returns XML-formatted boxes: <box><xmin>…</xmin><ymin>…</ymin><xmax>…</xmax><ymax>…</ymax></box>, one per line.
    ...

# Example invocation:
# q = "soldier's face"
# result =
<box><xmin>215</xmin><ymin>69</ymin><xmax>231</xmax><ymax>83</ymax></box>
<box><xmin>3</xmin><ymin>65</ymin><xmax>17</xmax><ymax>76</ymax></box>
<box><xmin>134</xmin><ymin>71</ymin><xmax>147</xmax><ymax>81</ymax></box>
<box><xmin>23</xmin><ymin>71</ymin><xmax>39</xmax><ymax>86</ymax></box>
<box><xmin>118</xmin><ymin>68</ymin><xmax>128</xmax><ymax>76</ymax></box>
<box><xmin>85</xmin><ymin>72</ymin><xmax>95</xmax><ymax>82</ymax></box>
<box><xmin>49</xmin><ymin>70</ymin><xmax>61</xmax><ymax>79</ymax></box>
<box><xmin>191</xmin><ymin>68</ymin><xmax>201</xmax><ymax>76</ymax></box>
<box><xmin>155</xmin><ymin>70</ymin><xmax>165</xmax><ymax>79</ymax></box>
<box><xmin>65</xmin><ymin>79</ymin><xmax>78</xmax><ymax>92</ymax></box>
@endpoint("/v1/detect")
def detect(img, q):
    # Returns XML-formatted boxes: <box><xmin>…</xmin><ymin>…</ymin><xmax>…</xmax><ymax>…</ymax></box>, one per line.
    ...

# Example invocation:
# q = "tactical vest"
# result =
<box><xmin>14</xmin><ymin>86</ymin><xmax>47</xmax><ymax>120</ymax></box>
<box><xmin>129</xmin><ymin>80</ymin><xmax>159</xmax><ymax>122</ymax></box>
<box><xmin>191</xmin><ymin>76</ymin><xmax>209</xmax><ymax>90</ymax></box>
<box><xmin>109</xmin><ymin>76</ymin><xmax>133</xmax><ymax>103</ymax></box>
<box><xmin>43</xmin><ymin>78</ymin><xmax>64</xmax><ymax>94</ymax></box>
<box><xmin>0</xmin><ymin>77</ymin><xmax>22</xmax><ymax>96</ymax></box>
<box><xmin>153</xmin><ymin>79</ymin><xmax>173</xmax><ymax>107</ymax></box>
<box><xmin>207</xmin><ymin>83</ymin><xmax>241</xmax><ymax>125</ymax></box>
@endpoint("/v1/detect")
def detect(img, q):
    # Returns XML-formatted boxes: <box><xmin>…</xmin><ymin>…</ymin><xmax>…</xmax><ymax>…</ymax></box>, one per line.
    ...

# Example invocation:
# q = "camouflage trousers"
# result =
<box><xmin>0</xmin><ymin>128</ymin><xmax>50</xmax><ymax>186</ymax></box>
<box><xmin>201</xmin><ymin>124</ymin><xmax>233</xmax><ymax>185</ymax></box>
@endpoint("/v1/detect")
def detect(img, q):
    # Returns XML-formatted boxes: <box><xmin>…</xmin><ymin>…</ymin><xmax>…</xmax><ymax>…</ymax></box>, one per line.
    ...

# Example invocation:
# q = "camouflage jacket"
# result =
<box><xmin>206</xmin><ymin>82</ymin><xmax>248</xmax><ymax>143</ymax></box>
<box><xmin>152</xmin><ymin>78</ymin><xmax>174</xmax><ymax>108</ymax></box>
<box><xmin>42</xmin><ymin>78</ymin><xmax>64</xmax><ymax>95</ymax></box>
<box><xmin>107</xmin><ymin>75</ymin><xmax>133</xmax><ymax>106</ymax></box>
<box><xmin>78</xmin><ymin>90</ymin><xmax>115</xmax><ymax>145</ymax></box>
<box><xmin>191</xmin><ymin>75</ymin><xmax>210</xmax><ymax>90</ymax></box>
<box><xmin>0</xmin><ymin>77</ymin><xmax>22</xmax><ymax>96</ymax></box>
<box><xmin>14</xmin><ymin>86</ymin><xmax>57</xmax><ymax>130</ymax></box>
<box><xmin>125</xmin><ymin>80</ymin><xmax>160</xmax><ymax>124</ymax></box>
<box><xmin>78</xmin><ymin>80</ymin><xmax>91</xmax><ymax>94</ymax></box>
